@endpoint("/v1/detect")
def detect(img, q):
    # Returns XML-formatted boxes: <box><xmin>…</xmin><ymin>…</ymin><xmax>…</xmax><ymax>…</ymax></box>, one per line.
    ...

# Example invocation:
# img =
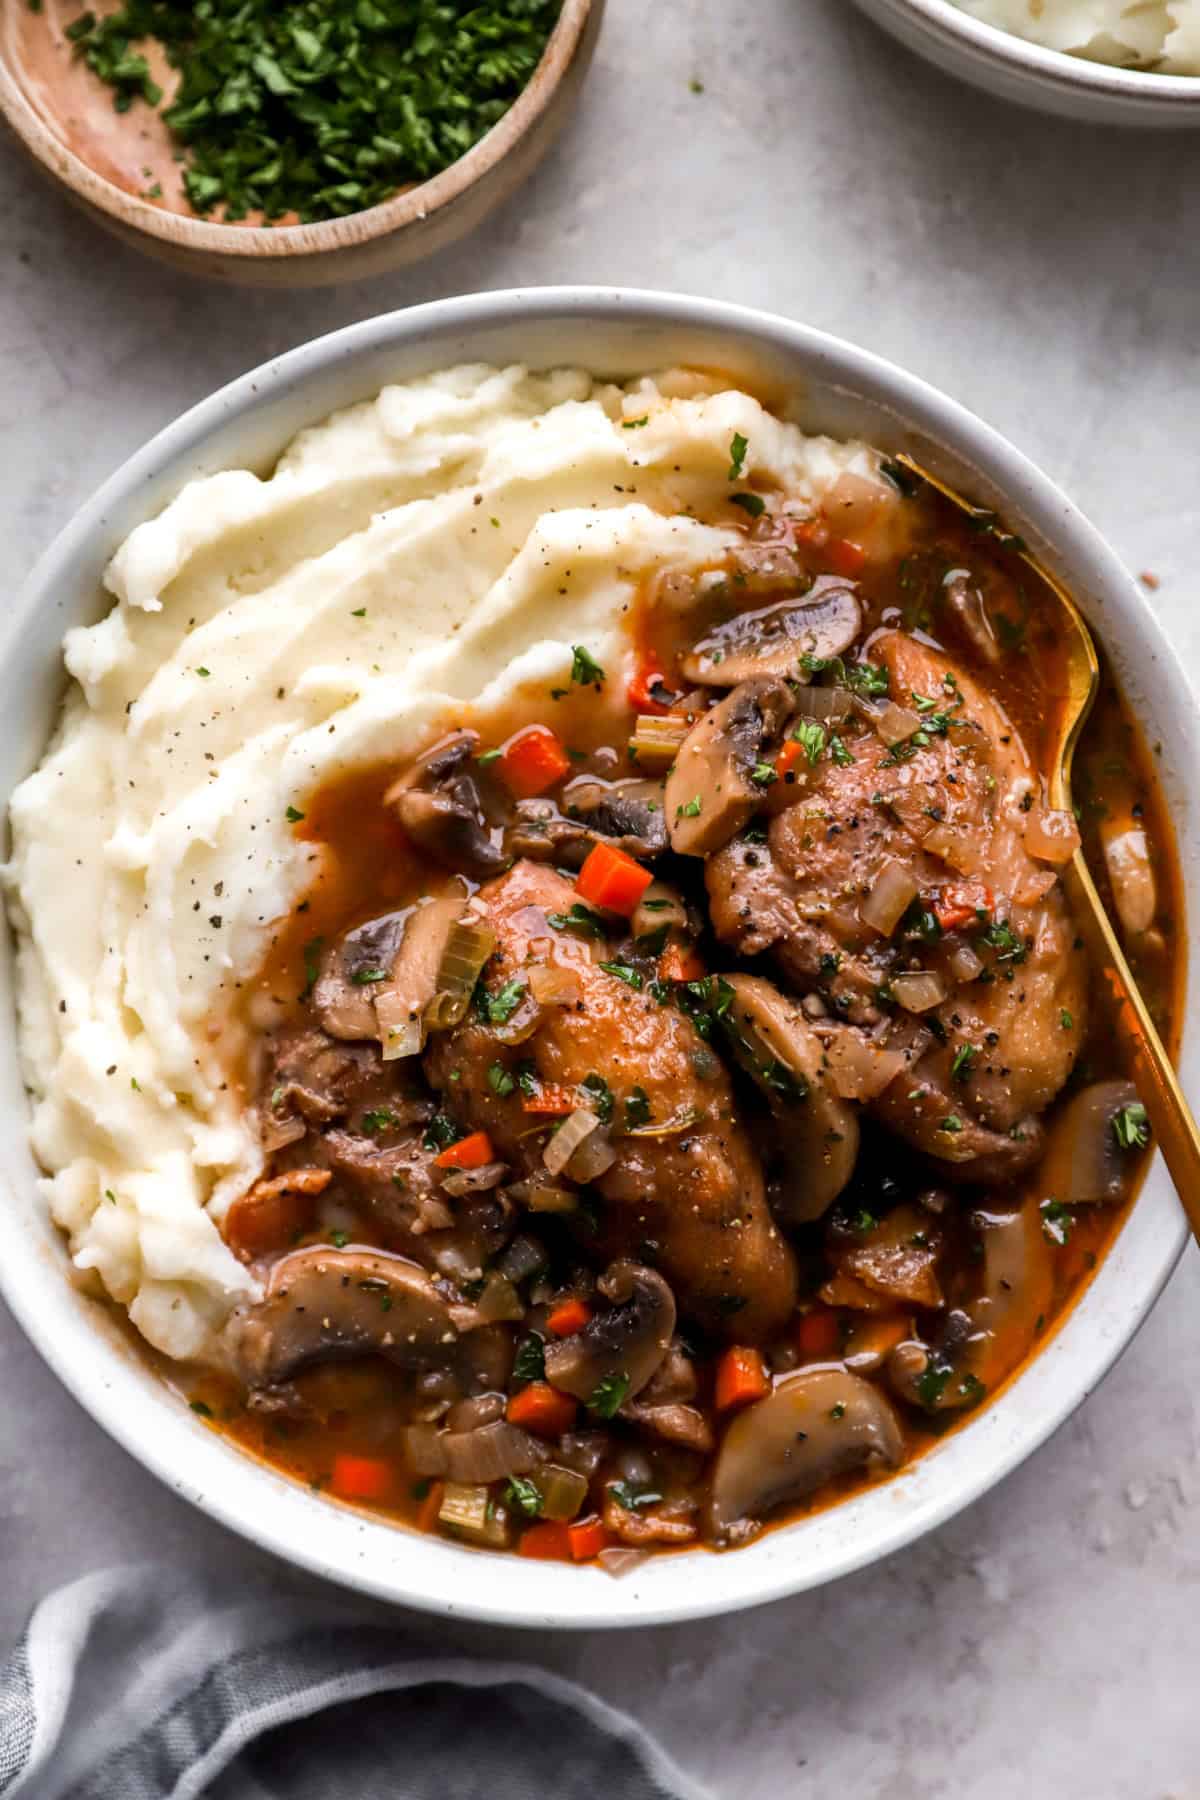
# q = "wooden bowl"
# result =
<box><xmin>0</xmin><ymin>0</ymin><xmax>602</xmax><ymax>286</ymax></box>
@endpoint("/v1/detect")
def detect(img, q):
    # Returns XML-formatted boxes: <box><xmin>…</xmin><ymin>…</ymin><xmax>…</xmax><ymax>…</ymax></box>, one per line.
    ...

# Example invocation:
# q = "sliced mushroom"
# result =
<box><xmin>385</xmin><ymin>730</ymin><xmax>506</xmax><ymax>877</ymax></box>
<box><xmin>709</xmin><ymin>1368</ymin><xmax>903</xmax><ymax>1542</ymax></box>
<box><xmin>720</xmin><ymin>974</ymin><xmax>859</xmax><ymax>1225</ymax></box>
<box><xmin>313</xmin><ymin>911</ymin><xmax>409</xmax><ymax>1040</ymax></box>
<box><xmin>543</xmin><ymin>1262</ymin><xmax>675</xmax><ymax>1403</ymax></box>
<box><xmin>944</xmin><ymin>570</ymin><xmax>1001</xmax><ymax>665</ymax></box>
<box><xmin>886</xmin><ymin>1197</ymin><xmax>1053</xmax><ymax>1412</ymax></box>
<box><xmin>1034</xmin><ymin>1078</ymin><xmax>1142</xmax><ymax>1205</ymax></box>
<box><xmin>505</xmin><ymin>778</ymin><xmax>668</xmax><ymax>867</ymax></box>
<box><xmin>374</xmin><ymin>886</ymin><xmax>468</xmax><ymax>1054</ymax></box>
<box><xmin>230</xmin><ymin>1248</ymin><xmax>458</xmax><ymax>1390</ymax></box>
<box><xmin>665</xmin><ymin>677</ymin><xmax>794</xmax><ymax>856</ymax></box>
<box><xmin>682</xmin><ymin>578</ymin><xmax>862</xmax><ymax>687</ymax></box>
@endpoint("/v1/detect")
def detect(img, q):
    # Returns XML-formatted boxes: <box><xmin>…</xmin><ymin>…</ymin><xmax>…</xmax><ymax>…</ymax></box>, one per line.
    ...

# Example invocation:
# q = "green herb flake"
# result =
<box><xmin>570</xmin><ymin>644</ymin><xmax>605</xmax><ymax>687</ymax></box>
<box><xmin>793</xmin><ymin>720</ymin><xmax>827</xmax><ymax>766</ymax></box>
<box><xmin>750</xmin><ymin>760</ymin><xmax>778</xmax><ymax>787</ymax></box>
<box><xmin>731</xmin><ymin>491</ymin><xmax>765</xmax><ymax>518</ymax></box>
<box><xmin>301</xmin><ymin>935</ymin><xmax>324</xmax><ymax>1000</ymax></box>
<box><xmin>1112</xmin><ymin>1101</ymin><xmax>1150</xmax><ymax>1151</ymax></box>
<box><xmin>286</xmin><ymin>804</ymin><xmax>305</xmax><ymax>824</ymax></box>
<box><xmin>579</xmin><ymin>1072</ymin><xmax>614</xmax><ymax>1125</ymax></box>
<box><xmin>599</xmin><ymin>960</ymin><xmax>643</xmax><ymax>990</ymax></box>
<box><xmin>189</xmin><ymin>1399</ymin><xmax>214</xmax><ymax>1418</ymax></box>
<box><xmin>512</xmin><ymin>1332</ymin><xmax>546</xmax><ymax>1385</ymax></box>
<box><xmin>624</xmin><ymin>1086</ymin><xmax>653</xmax><ymax>1129</ymax></box>
<box><xmin>950</xmin><ymin>1044</ymin><xmax>977</xmax><ymax>1082</ymax></box>
<box><xmin>940</xmin><ymin>1114</ymin><xmax>965</xmax><ymax>1134</ymax></box>
<box><xmin>350</xmin><ymin>966</ymin><xmax>387</xmax><ymax>986</ymax></box>
<box><xmin>727</xmin><ymin>432</ymin><xmax>749</xmax><ymax>481</ymax></box>
<box><xmin>622</xmin><ymin>414</ymin><xmax>650</xmax><ymax>430</ymax></box>
<box><xmin>505</xmin><ymin>1475</ymin><xmax>542</xmax><ymax>1517</ymax></box>
<box><xmin>330</xmin><ymin>1229</ymin><xmax>349</xmax><ymax>1249</ymax></box>
<box><xmin>676</xmin><ymin>796</ymin><xmax>703</xmax><ymax>819</ymax></box>
<box><xmin>479</xmin><ymin>977</ymin><xmax>527</xmax><ymax>1026</ymax></box>
<box><xmin>588</xmin><ymin>1371</ymin><xmax>631</xmax><ymax>1419</ymax></box>
<box><xmin>829</xmin><ymin>734</ymin><xmax>854</xmax><ymax>767</ymax></box>
<box><xmin>487</xmin><ymin>1061</ymin><xmax>516</xmax><ymax>1098</ymax></box>
<box><xmin>547</xmin><ymin>902</ymin><xmax>608</xmax><ymax>940</ymax></box>
<box><xmin>1040</xmin><ymin>1197</ymin><xmax>1073</xmax><ymax>1245</ymax></box>
<box><xmin>608</xmin><ymin>1480</ymin><xmax>663</xmax><ymax>1511</ymax></box>
<box><xmin>476</xmin><ymin>747</ymin><xmax>502</xmax><ymax>766</ymax></box>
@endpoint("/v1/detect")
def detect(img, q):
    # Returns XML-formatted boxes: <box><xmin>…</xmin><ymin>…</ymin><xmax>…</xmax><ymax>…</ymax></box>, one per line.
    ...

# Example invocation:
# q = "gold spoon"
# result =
<box><xmin>895</xmin><ymin>454</ymin><xmax>1200</xmax><ymax>1236</ymax></box>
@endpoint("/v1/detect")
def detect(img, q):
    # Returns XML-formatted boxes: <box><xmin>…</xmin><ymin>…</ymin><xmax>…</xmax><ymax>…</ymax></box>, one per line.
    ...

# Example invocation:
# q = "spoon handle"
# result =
<box><xmin>1063</xmin><ymin>852</ymin><xmax>1200</xmax><ymax>1240</ymax></box>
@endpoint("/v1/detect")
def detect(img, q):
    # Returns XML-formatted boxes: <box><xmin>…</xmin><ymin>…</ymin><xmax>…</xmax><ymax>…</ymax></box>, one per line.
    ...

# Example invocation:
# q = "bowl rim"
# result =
<box><xmin>0</xmin><ymin>0</ymin><xmax>595</xmax><ymax>260</ymax></box>
<box><xmin>3</xmin><ymin>286</ymin><xmax>1192</xmax><ymax>1629</ymax></box>
<box><xmin>874</xmin><ymin>0</ymin><xmax>1200</xmax><ymax>101</ymax></box>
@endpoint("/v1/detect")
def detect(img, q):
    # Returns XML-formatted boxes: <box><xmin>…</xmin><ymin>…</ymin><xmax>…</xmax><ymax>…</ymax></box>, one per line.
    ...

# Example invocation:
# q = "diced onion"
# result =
<box><xmin>1013</xmin><ymin>870</ymin><xmax>1058</xmax><ymax>906</ymax></box>
<box><xmin>859</xmin><ymin>859</ymin><xmax>919</xmax><ymax>935</ymax></box>
<box><xmin>442</xmin><ymin>1421</ymin><xmax>544</xmax><ymax>1484</ymax></box>
<box><xmin>885</xmin><ymin>783</ymin><xmax>941</xmax><ymax>839</ymax></box>
<box><xmin>1101</xmin><ymin>822</ymin><xmax>1157</xmax><ymax>937</ymax></box>
<box><xmin>860</xmin><ymin>696</ymin><xmax>922</xmax><ymax>746</ymax></box>
<box><xmin>793</xmin><ymin>685</ymin><xmax>853</xmax><ymax>725</ymax></box>
<box><xmin>566</xmin><ymin>1126</ymin><xmax>618</xmax><ymax>1182</ymax></box>
<box><xmin>507</xmin><ymin>1176</ymin><xmax>579</xmax><ymax>1214</ymax></box>
<box><xmin>948</xmin><ymin>942</ymin><xmax>984</xmax><ymax>982</ymax></box>
<box><xmin>261</xmin><ymin>1112</ymin><xmax>306</xmax><ymax>1152</ymax></box>
<box><xmin>823</xmin><ymin>1033</ymin><xmax>908</xmax><ymax>1101</ymax></box>
<box><xmin>533</xmin><ymin>1464</ymin><xmax>589</xmax><ymax>1521</ymax></box>
<box><xmin>425</xmin><ymin>918</ymin><xmax>497</xmax><ymax>1029</ymax></box>
<box><xmin>1025</xmin><ymin>805</ymin><xmax>1081</xmax><ymax>867</ymax></box>
<box><xmin>923</xmin><ymin>823</ymin><xmax>984</xmax><ymax>875</ymax></box>
<box><xmin>629</xmin><ymin>713</ymin><xmax>691</xmax><ymax>771</ymax></box>
<box><xmin>438</xmin><ymin>1161</ymin><xmax>507</xmax><ymax>1197</ymax></box>
<box><xmin>404</xmin><ymin>1425</ymin><xmax>449</xmax><ymax>1476</ymax></box>
<box><xmin>474</xmin><ymin>1272</ymin><xmax>525</xmax><ymax>1324</ymax></box>
<box><xmin>544</xmin><ymin>1108</ymin><xmax>601</xmax><ymax>1178</ymax></box>
<box><xmin>891</xmin><ymin>970</ymin><xmax>947</xmax><ymax>1014</ymax></box>
<box><xmin>375</xmin><ymin>992</ymin><xmax>426</xmax><ymax>1062</ymax></box>
<box><xmin>528</xmin><ymin>964</ymin><xmax>584</xmax><ymax>1008</ymax></box>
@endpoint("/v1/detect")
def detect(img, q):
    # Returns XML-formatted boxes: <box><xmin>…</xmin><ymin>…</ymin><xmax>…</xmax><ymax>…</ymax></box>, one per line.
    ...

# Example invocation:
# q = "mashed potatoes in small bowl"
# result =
<box><xmin>852</xmin><ymin>0</ymin><xmax>1200</xmax><ymax>123</ymax></box>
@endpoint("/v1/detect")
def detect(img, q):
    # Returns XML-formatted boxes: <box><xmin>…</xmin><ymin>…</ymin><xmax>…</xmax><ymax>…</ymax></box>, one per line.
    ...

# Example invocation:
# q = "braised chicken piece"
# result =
<box><xmin>424</xmin><ymin>859</ymin><xmax>798</xmax><ymax>1341</ymax></box>
<box><xmin>708</xmin><ymin>632</ymin><xmax>1088</xmax><ymax>1176</ymax></box>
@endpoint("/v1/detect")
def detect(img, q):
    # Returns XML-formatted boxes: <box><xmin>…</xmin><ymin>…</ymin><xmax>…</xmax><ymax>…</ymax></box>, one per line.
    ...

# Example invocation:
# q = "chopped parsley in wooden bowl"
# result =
<box><xmin>0</xmin><ymin>0</ymin><xmax>602</xmax><ymax>283</ymax></box>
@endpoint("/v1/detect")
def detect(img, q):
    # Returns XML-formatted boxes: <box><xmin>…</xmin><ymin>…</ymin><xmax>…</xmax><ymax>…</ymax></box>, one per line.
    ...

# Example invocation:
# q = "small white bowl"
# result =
<box><xmin>852</xmin><ymin>0</ymin><xmax>1200</xmax><ymax>125</ymax></box>
<box><xmin>1</xmin><ymin>289</ymin><xmax>1195</xmax><ymax>1629</ymax></box>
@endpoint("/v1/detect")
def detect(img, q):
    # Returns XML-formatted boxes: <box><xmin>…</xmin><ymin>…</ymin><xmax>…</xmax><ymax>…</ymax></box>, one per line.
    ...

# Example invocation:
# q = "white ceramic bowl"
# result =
<box><xmin>2</xmin><ymin>289</ymin><xmax>1194</xmax><ymax>1629</ymax></box>
<box><xmin>852</xmin><ymin>0</ymin><xmax>1200</xmax><ymax>125</ymax></box>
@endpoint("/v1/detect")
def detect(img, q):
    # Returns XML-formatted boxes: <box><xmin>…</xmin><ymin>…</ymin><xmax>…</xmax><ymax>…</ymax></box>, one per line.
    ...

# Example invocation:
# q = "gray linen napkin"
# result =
<box><xmin>0</xmin><ymin>1565</ymin><xmax>709</xmax><ymax>1800</ymax></box>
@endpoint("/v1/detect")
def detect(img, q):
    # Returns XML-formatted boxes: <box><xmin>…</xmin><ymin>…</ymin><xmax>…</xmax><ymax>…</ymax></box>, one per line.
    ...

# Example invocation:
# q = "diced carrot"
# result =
<box><xmin>575</xmin><ymin>842</ymin><xmax>653</xmax><ymax>917</ymax></box>
<box><xmin>546</xmin><ymin>1297</ymin><xmax>591</xmax><ymax>1338</ymax></box>
<box><xmin>628</xmin><ymin>663</ymin><xmax>672</xmax><ymax>716</ymax></box>
<box><xmin>498</xmin><ymin>725</ymin><xmax>572</xmax><ymax>799</ymax></box>
<box><xmin>714</xmin><ymin>1346</ymin><xmax>771</xmax><ymax>1413</ymax></box>
<box><xmin>796</xmin><ymin>1307</ymin><xmax>841</xmax><ymax>1359</ymax></box>
<box><xmin>520</xmin><ymin>1083</ymin><xmax>577</xmax><ymax>1115</ymax></box>
<box><xmin>825</xmin><ymin>537</ymin><xmax>867</xmax><ymax>577</ymax></box>
<box><xmin>567</xmin><ymin>1515</ymin><xmax>611</xmax><ymax>1562</ymax></box>
<box><xmin>416</xmin><ymin>1479</ymin><xmax>445</xmax><ymax>1534</ymax></box>
<box><xmin>774</xmin><ymin>738</ymin><xmax>805</xmax><ymax>780</ymax></box>
<box><xmin>223</xmin><ymin>1170</ymin><xmax>330</xmax><ymax>1260</ymax></box>
<box><xmin>506</xmin><ymin>1382</ymin><xmax>578</xmax><ymax>1437</ymax></box>
<box><xmin>331</xmin><ymin>1453</ymin><xmax>394</xmax><ymax>1503</ymax></box>
<box><xmin>518</xmin><ymin>1521</ymin><xmax>573</xmax><ymax>1561</ymax></box>
<box><xmin>434</xmin><ymin>1130</ymin><xmax>494</xmax><ymax>1170</ymax></box>
<box><xmin>931</xmin><ymin>882</ymin><xmax>995</xmax><ymax>933</ymax></box>
<box><xmin>658</xmin><ymin>942</ymin><xmax>706</xmax><ymax>983</ymax></box>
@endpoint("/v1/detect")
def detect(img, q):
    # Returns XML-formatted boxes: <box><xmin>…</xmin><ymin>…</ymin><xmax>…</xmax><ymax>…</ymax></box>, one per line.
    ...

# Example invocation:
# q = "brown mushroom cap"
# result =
<box><xmin>665</xmin><ymin>677</ymin><xmax>794</xmax><ymax>857</ymax></box>
<box><xmin>681</xmin><ymin>578</ymin><xmax>862</xmax><ymax>687</ymax></box>
<box><xmin>709</xmin><ymin>1367</ymin><xmax>903</xmax><ymax>1540</ymax></box>
<box><xmin>543</xmin><ymin>1261</ymin><xmax>676</xmax><ymax>1403</ymax></box>
<box><xmin>720</xmin><ymin>973</ymin><xmax>859</xmax><ymax>1224</ymax></box>
<box><xmin>230</xmin><ymin>1248</ymin><xmax>459</xmax><ymax>1390</ymax></box>
<box><xmin>385</xmin><ymin>730</ymin><xmax>505</xmax><ymax>877</ymax></box>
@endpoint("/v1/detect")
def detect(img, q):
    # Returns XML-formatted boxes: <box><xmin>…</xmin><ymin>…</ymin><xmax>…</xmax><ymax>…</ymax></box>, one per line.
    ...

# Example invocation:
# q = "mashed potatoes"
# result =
<box><xmin>952</xmin><ymin>0</ymin><xmax>1200</xmax><ymax>71</ymax></box>
<box><xmin>5</xmin><ymin>365</ymin><xmax>889</xmax><ymax>1362</ymax></box>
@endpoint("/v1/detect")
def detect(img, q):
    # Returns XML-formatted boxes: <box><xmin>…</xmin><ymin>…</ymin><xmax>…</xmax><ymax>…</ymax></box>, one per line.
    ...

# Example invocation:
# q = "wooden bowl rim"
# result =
<box><xmin>0</xmin><ymin>0</ymin><xmax>594</xmax><ymax>260</ymax></box>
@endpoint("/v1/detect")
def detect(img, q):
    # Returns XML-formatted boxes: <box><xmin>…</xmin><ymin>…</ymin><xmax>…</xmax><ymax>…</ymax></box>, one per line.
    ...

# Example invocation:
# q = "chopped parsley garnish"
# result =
<box><xmin>64</xmin><ymin>0</ymin><xmax>563</xmax><ymax>224</ymax></box>
<box><xmin>570</xmin><ymin>644</ymin><xmax>605</xmax><ymax>686</ymax></box>
<box><xmin>727</xmin><ymin>431</ymin><xmax>749</xmax><ymax>480</ymax></box>
<box><xmin>476</xmin><ymin>747</ymin><xmax>502</xmax><ymax>766</ymax></box>
<box><xmin>792</xmin><ymin>720</ymin><xmax>827</xmax><ymax>766</ymax></box>
<box><xmin>1060</xmin><ymin>1009</ymin><xmax>1074</xmax><ymax>1030</ymax></box>
<box><xmin>1112</xmin><ymin>1101</ymin><xmax>1150</xmax><ymax>1151</ymax></box>
<box><xmin>731</xmin><ymin>491</ymin><xmax>765</xmax><ymax>518</ymax></box>
<box><xmin>350</xmin><ymin>966</ymin><xmax>387</xmax><ymax>985</ymax></box>
<box><xmin>624</xmin><ymin>1086</ymin><xmax>653</xmax><ymax>1129</ymax></box>
<box><xmin>512</xmin><ymin>1332</ymin><xmax>546</xmax><ymax>1385</ymax></box>
<box><xmin>422</xmin><ymin>1112</ymin><xmax>463</xmax><ymax>1153</ymax></box>
<box><xmin>950</xmin><ymin>1044</ymin><xmax>977</xmax><ymax>1082</ymax></box>
<box><xmin>487</xmin><ymin>1061</ymin><xmax>516</xmax><ymax>1098</ymax></box>
<box><xmin>751</xmin><ymin>761</ymin><xmax>778</xmax><ymax>787</ymax></box>
<box><xmin>940</xmin><ymin>1115</ymin><xmax>965</xmax><ymax>1134</ymax></box>
<box><xmin>1040</xmin><ymin>1197</ymin><xmax>1073</xmax><ymax>1245</ymax></box>
<box><xmin>978</xmin><ymin>918</ymin><xmax>1027</xmax><ymax>963</ymax></box>
<box><xmin>599</xmin><ymin>960</ymin><xmax>643</xmax><ymax>990</ymax></box>
<box><xmin>189</xmin><ymin>1399</ymin><xmax>214</xmax><ymax>1418</ymax></box>
<box><xmin>505</xmin><ymin>1475</ymin><xmax>542</xmax><ymax>1517</ymax></box>
<box><xmin>580</xmin><ymin>1072</ymin><xmax>614</xmax><ymax>1125</ymax></box>
<box><xmin>477</xmin><ymin>977</ymin><xmax>527</xmax><ymax>1026</ymax></box>
<box><xmin>361</xmin><ymin>1108</ymin><xmax>397</xmax><ymax>1135</ymax></box>
<box><xmin>634</xmin><ymin>923</ymin><xmax>670</xmax><ymax>956</ymax></box>
<box><xmin>678</xmin><ymin>973</ymin><xmax>735</xmax><ymax>1039</ymax></box>
<box><xmin>800</xmin><ymin>654</ymin><xmax>889</xmax><ymax>698</ymax></box>
<box><xmin>850</xmin><ymin>1209</ymin><xmax>878</xmax><ymax>1235</ymax></box>
<box><xmin>301</xmin><ymin>935</ymin><xmax>324</xmax><ymax>1000</ymax></box>
<box><xmin>622</xmin><ymin>414</ymin><xmax>649</xmax><ymax>429</ymax></box>
<box><xmin>608</xmin><ymin>1481</ymin><xmax>663</xmax><ymax>1511</ymax></box>
<box><xmin>195</xmin><ymin>666</ymin><xmax>211</xmax><ymax>678</ymax></box>
<box><xmin>547</xmin><ymin>902</ymin><xmax>608</xmax><ymax>940</ymax></box>
<box><xmin>829</xmin><ymin>734</ymin><xmax>853</xmax><ymax>767</ymax></box>
<box><xmin>676</xmin><ymin>796</ymin><xmax>703</xmax><ymax>819</ymax></box>
<box><xmin>329</xmin><ymin>1229</ymin><xmax>349</xmax><ymax>1249</ymax></box>
<box><xmin>285</xmin><ymin>805</ymin><xmax>305</xmax><ymax>824</ymax></box>
<box><xmin>587</xmin><ymin>1371</ymin><xmax>631</xmax><ymax>1419</ymax></box>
